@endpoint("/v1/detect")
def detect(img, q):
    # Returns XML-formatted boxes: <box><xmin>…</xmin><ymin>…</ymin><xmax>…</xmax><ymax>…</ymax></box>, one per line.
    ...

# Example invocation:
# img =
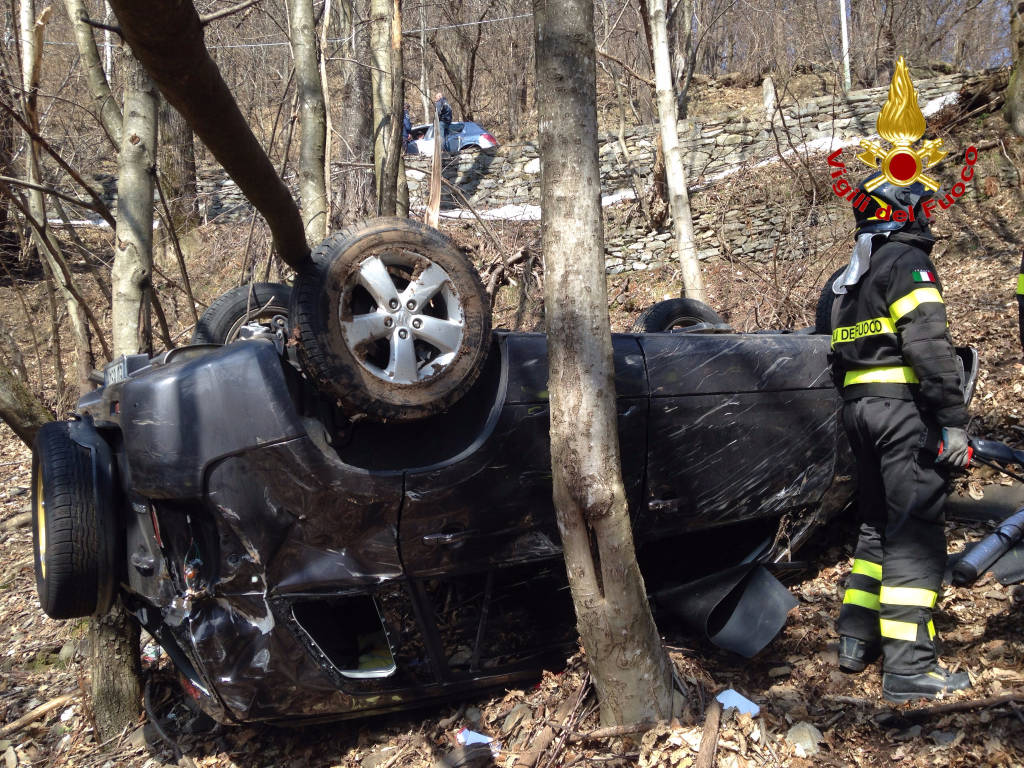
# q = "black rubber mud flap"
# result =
<box><xmin>654</xmin><ymin>564</ymin><xmax>797</xmax><ymax>658</ymax></box>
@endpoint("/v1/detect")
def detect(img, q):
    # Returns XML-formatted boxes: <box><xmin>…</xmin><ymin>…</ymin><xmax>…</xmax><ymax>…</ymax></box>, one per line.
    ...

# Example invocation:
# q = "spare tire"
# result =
<box><xmin>815</xmin><ymin>267</ymin><xmax>846</xmax><ymax>334</ymax></box>
<box><xmin>632</xmin><ymin>298</ymin><xmax>724</xmax><ymax>332</ymax></box>
<box><xmin>290</xmin><ymin>218</ymin><xmax>491</xmax><ymax>421</ymax></box>
<box><xmin>192</xmin><ymin>282</ymin><xmax>292</xmax><ymax>344</ymax></box>
<box><xmin>32</xmin><ymin>422</ymin><xmax>117</xmax><ymax>619</ymax></box>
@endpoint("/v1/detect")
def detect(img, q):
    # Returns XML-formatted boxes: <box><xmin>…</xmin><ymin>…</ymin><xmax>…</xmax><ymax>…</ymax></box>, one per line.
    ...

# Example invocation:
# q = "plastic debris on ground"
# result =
<box><xmin>455</xmin><ymin>728</ymin><xmax>501</xmax><ymax>758</ymax></box>
<box><xmin>715</xmin><ymin>688</ymin><xmax>760</xmax><ymax>717</ymax></box>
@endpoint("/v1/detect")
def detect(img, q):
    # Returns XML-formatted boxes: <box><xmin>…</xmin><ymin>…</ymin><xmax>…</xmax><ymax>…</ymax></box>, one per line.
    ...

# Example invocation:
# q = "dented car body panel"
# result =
<box><xmin>74</xmin><ymin>330</ymin><xmax>854</xmax><ymax>723</ymax></box>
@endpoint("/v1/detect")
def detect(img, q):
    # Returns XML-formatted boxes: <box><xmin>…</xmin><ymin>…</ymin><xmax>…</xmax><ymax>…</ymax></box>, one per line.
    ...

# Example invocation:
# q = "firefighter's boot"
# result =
<box><xmin>882</xmin><ymin>665</ymin><xmax>971</xmax><ymax>702</ymax></box>
<box><xmin>838</xmin><ymin>635</ymin><xmax>881</xmax><ymax>673</ymax></box>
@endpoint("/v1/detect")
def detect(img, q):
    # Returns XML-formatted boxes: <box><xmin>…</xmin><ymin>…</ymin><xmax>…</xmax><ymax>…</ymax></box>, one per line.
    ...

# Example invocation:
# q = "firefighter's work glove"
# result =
<box><xmin>937</xmin><ymin>427</ymin><xmax>971</xmax><ymax>468</ymax></box>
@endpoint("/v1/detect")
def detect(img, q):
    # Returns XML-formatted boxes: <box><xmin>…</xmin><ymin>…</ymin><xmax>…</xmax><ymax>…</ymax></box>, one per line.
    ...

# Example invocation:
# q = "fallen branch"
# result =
<box><xmin>900</xmin><ymin>692</ymin><xmax>1024</xmax><ymax>723</ymax></box>
<box><xmin>519</xmin><ymin>676</ymin><xmax>589</xmax><ymax>768</ymax></box>
<box><xmin>695</xmin><ymin>698</ymin><xmax>722</xmax><ymax>768</ymax></box>
<box><xmin>1</xmin><ymin>512</ymin><xmax>31</xmax><ymax>532</ymax></box>
<box><xmin>0</xmin><ymin>693</ymin><xmax>75</xmax><ymax>737</ymax></box>
<box><xmin>571</xmin><ymin>721</ymin><xmax>655</xmax><ymax>743</ymax></box>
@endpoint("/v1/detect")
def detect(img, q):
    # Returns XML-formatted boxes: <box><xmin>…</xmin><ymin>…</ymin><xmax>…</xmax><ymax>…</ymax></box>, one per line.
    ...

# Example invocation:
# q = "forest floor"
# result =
<box><xmin>1</xmin><ymin>109</ymin><xmax>1023</xmax><ymax>768</ymax></box>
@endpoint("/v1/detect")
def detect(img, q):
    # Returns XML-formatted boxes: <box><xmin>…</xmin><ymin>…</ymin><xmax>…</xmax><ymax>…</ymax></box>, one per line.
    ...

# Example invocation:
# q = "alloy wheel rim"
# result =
<box><xmin>339</xmin><ymin>250</ymin><xmax>465</xmax><ymax>385</ymax></box>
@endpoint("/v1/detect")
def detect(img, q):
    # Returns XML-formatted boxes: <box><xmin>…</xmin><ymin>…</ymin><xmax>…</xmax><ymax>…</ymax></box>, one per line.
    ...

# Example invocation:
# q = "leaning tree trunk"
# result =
<box><xmin>63</xmin><ymin>0</ymin><xmax>122</xmax><ymax>145</ymax></box>
<box><xmin>1007</xmin><ymin>1</ymin><xmax>1024</xmax><ymax>136</ymax></box>
<box><xmin>645</xmin><ymin>0</ymin><xmax>706</xmax><ymax>303</ymax></box>
<box><xmin>289</xmin><ymin>0</ymin><xmax>329</xmax><ymax>243</ymax></box>
<box><xmin>534</xmin><ymin>0</ymin><xmax>674</xmax><ymax>727</ymax></box>
<box><xmin>107</xmin><ymin>0</ymin><xmax>310</xmax><ymax>270</ymax></box>
<box><xmin>89</xmin><ymin>47</ymin><xmax>157</xmax><ymax>743</ymax></box>
<box><xmin>0</xmin><ymin>363</ymin><xmax>51</xmax><ymax>446</ymax></box>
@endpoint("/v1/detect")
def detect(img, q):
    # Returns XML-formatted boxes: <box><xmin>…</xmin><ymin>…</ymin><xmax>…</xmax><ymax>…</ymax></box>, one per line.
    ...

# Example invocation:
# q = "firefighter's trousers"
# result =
<box><xmin>838</xmin><ymin>397</ymin><xmax>950</xmax><ymax>674</ymax></box>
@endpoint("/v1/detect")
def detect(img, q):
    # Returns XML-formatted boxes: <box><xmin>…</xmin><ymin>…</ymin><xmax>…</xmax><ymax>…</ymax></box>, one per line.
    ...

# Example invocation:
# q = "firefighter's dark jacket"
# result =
<box><xmin>830</xmin><ymin>231</ymin><xmax>968</xmax><ymax>427</ymax></box>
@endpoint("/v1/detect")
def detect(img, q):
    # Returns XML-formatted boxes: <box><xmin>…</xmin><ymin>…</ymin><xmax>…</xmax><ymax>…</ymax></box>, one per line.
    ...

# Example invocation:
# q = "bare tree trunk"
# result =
<box><xmin>319</xmin><ymin>0</ymin><xmax>335</xmax><ymax>230</ymax></box>
<box><xmin>63</xmin><ymin>0</ymin><xmax>122</xmax><ymax>145</ymax></box>
<box><xmin>1007</xmin><ymin>2</ymin><xmax>1024</xmax><ymax>136</ymax></box>
<box><xmin>370</xmin><ymin>0</ymin><xmax>403</xmax><ymax>215</ymax></box>
<box><xmin>88</xmin><ymin>601</ymin><xmax>141</xmax><ymax>741</ymax></box>
<box><xmin>0</xmin><ymin>363</ymin><xmax>51</xmax><ymax>446</ymax></box>
<box><xmin>107</xmin><ymin>0</ymin><xmax>310</xmax><ymax>270</ymax></box>
<box><xmin>89</xmin><ymin>47</ymin><xmax>157</xmax><ymax>744</ymax></box>
<box><xmin>534</xmin><ymin>0</ymin><xmax>674</xmax><ymax>728</ymax></box>
<box><xmin>20</xmin><ymin>1</ymin><xmax>94</xmax><ymax>392</ymax></box>
<box><xmin>334</xmin><ymin>0</ymin><xmax>375</xmax><ymax>226</ymax></box>
<box><xmin>158</xmin><ymin>100</ymin><xmax>199</xmax><ymax>234</ymax></box>
<box><xmin>289</xmin><ymin>0</ymin><xmax>329</xmax><ymax>243</ymax></box>
<box><xmin>419</xmin><ymin>0</ymin><xmax>430</xmax><ymax>121</ymax></box>
<box><xmin>646</xmin><ymin>0</ymin><xmax>706</xmax><ymax>303</ymax></box>
<box><xmin>111</xmin><ymin>50</ymin><xmax>157</xmax><ymax>357</ymax></box>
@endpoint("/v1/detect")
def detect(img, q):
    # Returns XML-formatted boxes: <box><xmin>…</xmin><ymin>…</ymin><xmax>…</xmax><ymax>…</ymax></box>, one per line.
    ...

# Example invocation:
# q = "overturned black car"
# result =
<box><xmin>30</xmin><ymin>219</ymin><xmax>978</xmax><ymax>725</ymax></box>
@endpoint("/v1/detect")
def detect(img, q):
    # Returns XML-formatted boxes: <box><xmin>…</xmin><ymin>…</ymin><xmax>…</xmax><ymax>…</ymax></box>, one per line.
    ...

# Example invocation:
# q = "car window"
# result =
<box><xmin>449</xmin><ymin>123</ymin><xmax>464</xmax><ymax>133</ymax></box>
<box><xmin>409</xmin><ymin>126</ymin><xmax>429</xmax><ymax>140</ymax></box>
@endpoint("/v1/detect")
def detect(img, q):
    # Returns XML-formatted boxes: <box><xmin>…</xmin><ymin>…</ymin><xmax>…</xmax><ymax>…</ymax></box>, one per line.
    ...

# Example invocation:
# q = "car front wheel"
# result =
<box><xmin>290</xmin><ymin>218</ymin><xmax>491</xmax><ymax>421</ymax></box>
<box><xmin>32</xmin><ymin>422</ymin><xmax>117</xmax><ymax>619</ymax></box>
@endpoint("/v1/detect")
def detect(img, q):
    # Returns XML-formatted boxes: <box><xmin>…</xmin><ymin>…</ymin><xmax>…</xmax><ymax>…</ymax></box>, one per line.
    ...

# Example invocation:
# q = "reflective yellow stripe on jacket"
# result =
<box><xmin>843</xmin><ymin>365</ymin><xmax>919</xmax><ymax>387</ymax></box>
<box><xmin>1017</xmin><ymin>274</ymin><xmax>1024</xmax><ymax>295</ymax></box>
<box><xmin>831</xmin><ymin>316</ymin><xmax>896</xmax><ymax>348</ymax></box>
<box><xmin>889</xmin><ymin>287</ymin><xmax>943</xmax><ymax>321</ymax></box>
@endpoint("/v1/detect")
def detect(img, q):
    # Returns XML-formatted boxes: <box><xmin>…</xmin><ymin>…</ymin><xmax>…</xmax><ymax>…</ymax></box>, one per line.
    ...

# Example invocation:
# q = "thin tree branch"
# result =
<box><xmin>0</xmin><ymin>100</ymin><xmax>117</xmax><ymax>227</ymax></box>
<box><xmin>1</xmin><ymin>181</ymin><xmax>112</xmax><ymax>360</ymax></box>
<box><xmin>0</xmin><ymin>175</ymin><xmax>110</xmax><ymax>221</ymax></box>
<box><xmin>200</xmin><ymin>0</ymin><xmax>262</xmax><ymax>26</ymax></box>
<box><xmin>597</xmin><ymin>48</ymin><xmax>654</xmax><ymax>87</ymax></box>
<box><xmin>79</xmin><ymin>16</ymin><xmax>121</xmax><ymax>35</ymax></box>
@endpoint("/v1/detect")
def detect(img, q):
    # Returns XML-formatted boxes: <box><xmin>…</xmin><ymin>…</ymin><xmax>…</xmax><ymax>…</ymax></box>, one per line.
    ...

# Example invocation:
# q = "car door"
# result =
<box><xmin>636</xmin><ymin>332</ymin><xmax>841</xmax><ymax>540</ymax></box>
<box><xmin>399</xmin><ymin>332</ymin><xmax>649</xmax><ymax>578</ymax></box>
<box><xmin>398</xmin><ymin>332</ymin><xmax>648</xmax><ymax>677</ymax></box>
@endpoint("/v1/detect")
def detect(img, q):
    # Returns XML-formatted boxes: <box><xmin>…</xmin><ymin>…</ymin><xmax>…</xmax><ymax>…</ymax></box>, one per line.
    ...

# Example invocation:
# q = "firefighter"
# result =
<box><xmin>830</xmin><ymin>172</ymin><xmax>972</xmax><ymax>702</ymax></box>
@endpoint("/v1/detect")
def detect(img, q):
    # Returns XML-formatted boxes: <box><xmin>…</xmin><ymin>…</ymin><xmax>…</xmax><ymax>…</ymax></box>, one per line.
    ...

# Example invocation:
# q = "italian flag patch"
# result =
<box><xmin>912</xmin><ymin>269</ymin><xmax>936</xmax><ymax>283</ymax></box>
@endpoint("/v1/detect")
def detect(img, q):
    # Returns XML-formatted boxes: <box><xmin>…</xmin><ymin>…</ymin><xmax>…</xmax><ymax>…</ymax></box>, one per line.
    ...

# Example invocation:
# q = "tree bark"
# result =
<box><xmin>157</xmin><ymin>99</ymin><xmax>199</xmax><ymax>235</ymax></box>
<box><xmin>0</xmin><ymin>363</ymin><xmax>51</xmax><ymax>446</ymax></box>
<box><xmin>88</xmin><ymin>599</ymin><xmax>141</xmax><ymax>741</ymax></box>
<box><xmin>534</xmin><ymin>0</ymin><xmax>674</xmax><ymax>727</ymax></box>
<box><xmin>370</xmin><ymin>0</ymin><xmax>404</xmax><ymax>215</ymax></box>
<box><xmin>289</xmin><ymin>0</ymin><xmax>329</xmax><ymax>243</ymax></box>
<box><xmin>645</xmin><ymin>0</ymin><xmax>706</xmax><ymax>303</ymax></box>
<box><xmin>111</xmin><ymin>50</ymin><xmax>157</xmax><ymax>357</ymax></box>
<box><xmin>89</xmin><ymin>47</ymin><xmax>157</xmax><ymax>744</ymax></box>
<box><xmin>106</xmin><ymin>0</ymin><xmax>310</xmax><ymax>270</ymax></box>
<box><xmin>1006</xmin><ymin>2</ymin><xmax>1024</xmax><ymax>137</ymax></box>
<box><xmin>63</xmin><ymin>0</ymin><xmax>123</xmax><ymax>145</ymax></box>
<box><xmin>334</xmin><ymin>0</ymin><xmax>375</xmax><ymax>226</ymax></box>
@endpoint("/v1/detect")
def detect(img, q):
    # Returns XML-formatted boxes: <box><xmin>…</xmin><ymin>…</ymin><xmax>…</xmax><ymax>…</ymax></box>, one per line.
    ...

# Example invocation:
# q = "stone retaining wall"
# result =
<box><xmin>182</xmin><ymin>71</ymin><xmax>1007</xmax><ymax>273</ymax></box>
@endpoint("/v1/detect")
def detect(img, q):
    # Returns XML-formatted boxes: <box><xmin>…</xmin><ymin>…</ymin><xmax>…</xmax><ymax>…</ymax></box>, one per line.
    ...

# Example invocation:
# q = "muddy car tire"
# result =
<box><xmin>815</xmin><ymin>267</ymin><xmax>846</xmax><ymax>334</ymax></box>
<box><xmin>632</xmin><ymin>298</ymin><xmax>724</xmax><ymax>332</ymax></box>
<box><xmin>32</xmin><ymin>422</ymin><xmax>116</xmax><ymax>619</ymax></box>
<box><xmin>191</xmin><ymin>283</ymin><xmax>292</xmax><ymax>344</ymax></box>
<box><xmin>290</xmin><ymin>218</ymin><xmax>491</xmax><ymax>421</ymax></box>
